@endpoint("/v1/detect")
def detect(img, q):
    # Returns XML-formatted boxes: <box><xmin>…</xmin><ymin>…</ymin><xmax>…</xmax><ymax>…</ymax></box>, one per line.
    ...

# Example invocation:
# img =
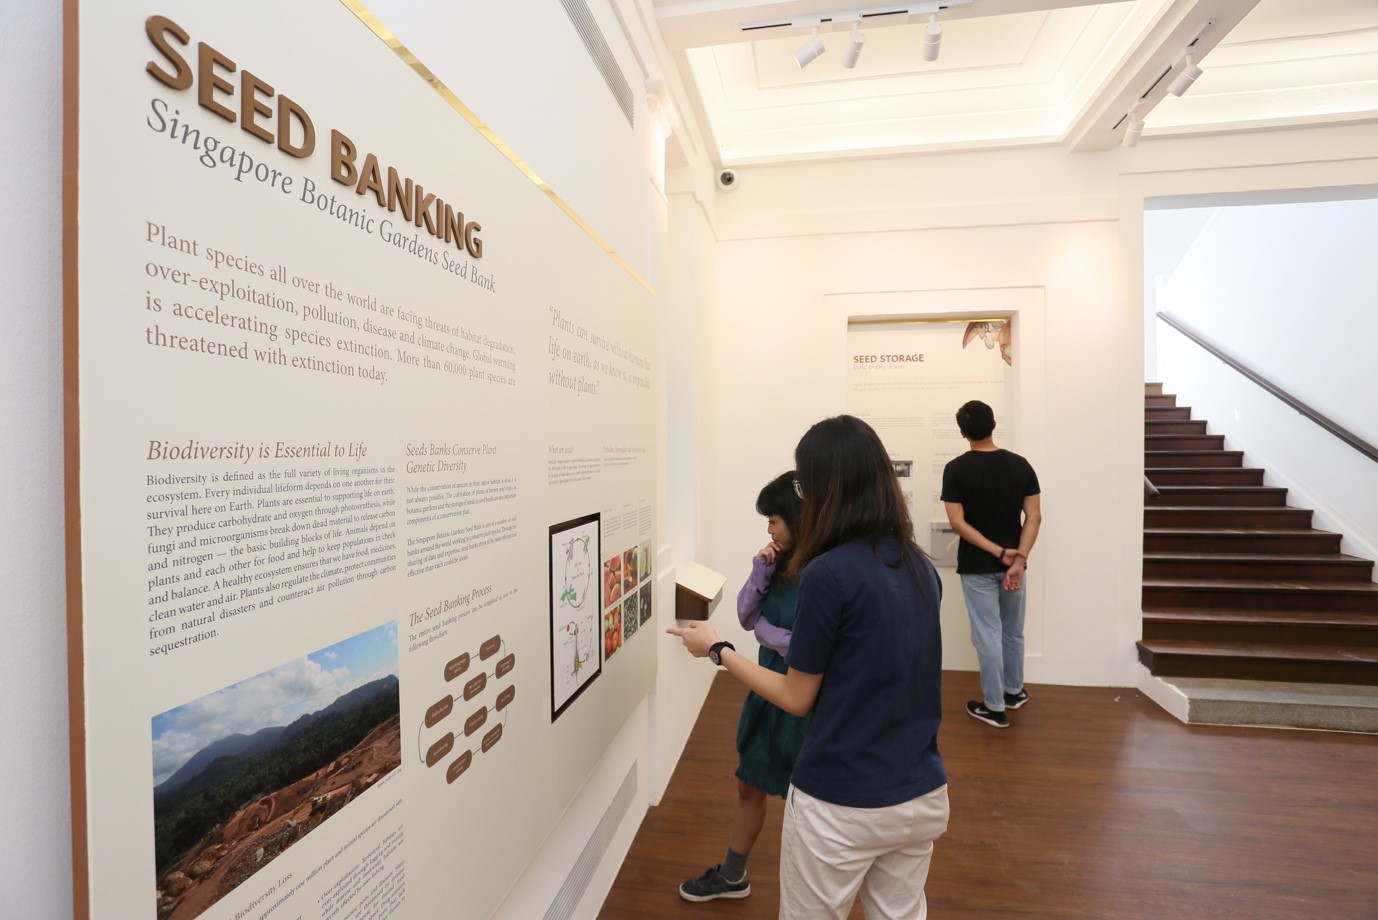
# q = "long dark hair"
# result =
<box><xmin>756</xmin><ymin>470</ymin><xmax>804</xmax><ymax>577</ymax></box>
<box><xmin>787</xmin><ymin>415</ymin><xmax>927</xmax><ymax>589</ymax></box>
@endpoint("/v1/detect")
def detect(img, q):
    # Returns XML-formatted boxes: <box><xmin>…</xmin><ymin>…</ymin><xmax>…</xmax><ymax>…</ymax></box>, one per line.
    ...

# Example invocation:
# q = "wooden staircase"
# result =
<box><xmin>1139</xmin><ymin>383</ymin><xmax>1378</xmax><ymax>686</ymax></box>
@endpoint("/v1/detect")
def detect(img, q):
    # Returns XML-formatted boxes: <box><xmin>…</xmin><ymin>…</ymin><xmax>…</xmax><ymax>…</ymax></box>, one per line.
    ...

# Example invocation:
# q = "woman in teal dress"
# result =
<box><xmin>679</xmin><ymin>471</ymin><xmax>809</xmax><ymax>903</ymax></box>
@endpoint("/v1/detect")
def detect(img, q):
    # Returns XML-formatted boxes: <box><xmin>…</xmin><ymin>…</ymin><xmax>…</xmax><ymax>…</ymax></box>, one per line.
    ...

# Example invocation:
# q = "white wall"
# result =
<box><xmin>651</xmin><ymin>180</ymin><xmax>720</xmax><ymax>802</ymax></box>
<box><xmin>2</xmin><ymin>2</ymin><xmax>719</xmax><ymax>918</ymax></box>
<box><xmin>703</xmin><ymin>207</ymin><xmax>1142</xmax><ymax>688</ymax></box>
<box><xmin>364</xmin><ymin>0</ymin><xmax>648</xmax><ymax>280</ymax></box>
<box><xmin>1142</xmin><ymin>207</ymin><xmax>1214</xmax><ymax>378</ymax></box>
<box><xmin>1</xmin><ymin>4</ymin><xmax>71</xmax><ymax>918</ymax></box>
<box><xmin>1149</xmin><ymin>196</ymin><xmax>1378</xmax><ymax>564</ymax></box>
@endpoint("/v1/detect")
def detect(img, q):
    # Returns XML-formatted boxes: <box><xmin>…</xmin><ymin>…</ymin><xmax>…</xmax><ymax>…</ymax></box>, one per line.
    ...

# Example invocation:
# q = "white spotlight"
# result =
<box><xmin>1168</xmin><ymin>54</ymin><xmax>1202</xmax><ymax>97</ymax></box>
<box><xmin>921</xmin><ymin>16</ymin><xmax>943</xmax><ymax>62</ymax></box>
<box><xmin>842</xmin><ymin>24</ymin><xmax>865</xmax><ymax>69</ymax></box>
<box><xmin>794</xmin><ymin>27</ymin><xmax>826</xmax><ymax>69</ymax></box>
<box><xmin>1121</xmin><ymin>115</ymin><xmax>1144</xmax><ymax>149</ymax></box>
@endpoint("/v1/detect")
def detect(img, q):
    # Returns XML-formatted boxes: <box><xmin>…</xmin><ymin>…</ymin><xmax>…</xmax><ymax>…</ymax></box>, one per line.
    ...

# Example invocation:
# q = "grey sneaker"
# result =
<box><xmin>966</xmin><ymin>701</ymin><xmax>1009</xmax><ymax>728</ymax></box>
<box><xmin>1004</xmin><ymin>689</ymin><xmax>1029</xmax><ymax>710</ymax></box>
<box><xmin>679</xmin><ymin>865</ymin><xmax>751</xmax><ymax>902</ymax></box>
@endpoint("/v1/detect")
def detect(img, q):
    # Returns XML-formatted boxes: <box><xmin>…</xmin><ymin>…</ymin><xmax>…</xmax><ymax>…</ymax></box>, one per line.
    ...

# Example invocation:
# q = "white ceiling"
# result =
<box><xmin>652</xmin><ymin>0</ymin><xmax>1378</xmax><ymax>166</ymax></box>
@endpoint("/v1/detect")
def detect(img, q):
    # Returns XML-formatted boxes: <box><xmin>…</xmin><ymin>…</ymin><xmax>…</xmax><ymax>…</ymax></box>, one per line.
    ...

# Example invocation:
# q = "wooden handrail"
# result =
<box><xmin>1157</xmin><ymin>311</ymin><xmax>1378</xmax><ymax>464</ymax></box>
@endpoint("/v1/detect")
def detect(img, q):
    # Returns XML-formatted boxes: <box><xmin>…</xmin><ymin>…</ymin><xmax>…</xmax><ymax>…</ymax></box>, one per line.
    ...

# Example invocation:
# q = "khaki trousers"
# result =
<box><xmin>779</xmin><ymin>784</ymin><xmax>950</xmax><ymax>920</ymax></box>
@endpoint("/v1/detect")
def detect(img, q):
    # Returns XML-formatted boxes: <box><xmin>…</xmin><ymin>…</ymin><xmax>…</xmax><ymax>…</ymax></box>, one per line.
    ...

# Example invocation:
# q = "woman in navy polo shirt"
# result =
<box><xmin>670</xmin><ymin>415</ymin><xmax>947</xmax><ymax>919</ymax></box>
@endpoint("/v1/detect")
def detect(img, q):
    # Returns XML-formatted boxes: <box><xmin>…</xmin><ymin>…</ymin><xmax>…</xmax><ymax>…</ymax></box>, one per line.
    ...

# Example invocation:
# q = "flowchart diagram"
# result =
<box><xmin>416</xmin><ymin>634</ymin><xmax>516</xmax><ymax>783</ymax></box>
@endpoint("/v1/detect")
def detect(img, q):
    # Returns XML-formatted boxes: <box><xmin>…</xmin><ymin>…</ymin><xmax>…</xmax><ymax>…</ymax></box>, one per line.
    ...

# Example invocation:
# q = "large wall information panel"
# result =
<box><xmin>67</xmin><ymin>4</ymin><xmax>656</xmax><ymax>919</ymax></box>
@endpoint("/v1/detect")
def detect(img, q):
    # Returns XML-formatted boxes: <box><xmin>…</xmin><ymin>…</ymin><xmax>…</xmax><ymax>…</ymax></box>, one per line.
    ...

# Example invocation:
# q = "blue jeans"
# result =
<box><xmin>960</xmin><ymin>572</ymin><xmax>1026</xmax><ymax>711</ymax></box>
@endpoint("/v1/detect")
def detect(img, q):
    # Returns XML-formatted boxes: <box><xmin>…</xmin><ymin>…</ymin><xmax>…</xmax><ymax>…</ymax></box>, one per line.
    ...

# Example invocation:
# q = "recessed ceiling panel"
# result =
<box><xmin>750</xmin><ymin>13</ymin><xmax>1051</xmax><ymax>87</ymax></box>
<box><xmin>660</xmin><ymin>0</ymin><xmax>1378</xmax><ymax>164</ymax></box>
<box><xmin>688</xmin><ymin>4</ymin><xmax>1141</xmax><ymax>161</ymax></box>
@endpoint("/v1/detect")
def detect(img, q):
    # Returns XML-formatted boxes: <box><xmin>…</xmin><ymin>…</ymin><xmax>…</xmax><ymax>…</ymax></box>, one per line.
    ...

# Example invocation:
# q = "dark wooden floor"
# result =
<box><xmin>600</xmin><ymin>673</ymin><xmax>1378</xmax><ymax>919</ymax></box>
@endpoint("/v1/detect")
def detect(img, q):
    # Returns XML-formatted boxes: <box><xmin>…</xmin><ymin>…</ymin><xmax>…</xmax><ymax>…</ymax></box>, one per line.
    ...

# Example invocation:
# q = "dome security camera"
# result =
<box><xmin>716</xmin><ymin>169</ymin><xmax>738</xmax><ymax>192</ymax></box>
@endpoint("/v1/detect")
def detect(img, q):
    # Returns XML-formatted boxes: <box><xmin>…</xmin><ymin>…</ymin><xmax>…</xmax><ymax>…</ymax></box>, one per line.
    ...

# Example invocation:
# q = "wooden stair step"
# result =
<box><xmin>1143</xmin><ymin>552</ymin><xmax>1374</xmax><ymax>582</ymax></box>
<box><xmin>1143</xmin><ymin>607</ymin><xmax>1378</xmax><ymax>646</ymax></box>
<box><xmin>1145</xmin><ymin>405</ymin><xmax>1192</xmax><ymax>420</ymax></box>
<box><xmin>1144</xmin><ymin>606</ymin><xmax>1378</xmax><ymax>628</ymax></box>
<box><xmin>1145</xmin><ymin>394</ymin><xmax>1178</xmax><ymax>408</ymax></box>
<box><xmin>1146</xmin><ymin>467</ymin><xmax>1265</xmax><ymax>486</ymax></box>
<box><xmin>1150</xmin><ymin>485</ymin><xmax>1288</xmax><ymax>507</ymax></box>
<box><xmin>1146</xmin><ymin>450</ymin><xmax>1244</xmax><ymax>468</ymax></box>
<box><xmin>1146</xmin><ymin>433</ymin><xmax>1227</xmax><ymax>451</ymax></box>
<box><xmin>1136</xmin><ymin>639</ymin><xmax>1378</xmax><ymax>685</ymax></box>
<box><xmin>1143</xmin><ymin>527</ymin><xmax>1343</xmax><ymax>555</ymax></box>
<box><xmin>1143</xmin><ymin>577</ymin><xmax>1378</xmax><ymax>612</ymax></box>
<box><xmin>1144</xmin><ymin>506</ymin><xmax>1314</xmax><ymax>528</ymax></box>
<box><xmin>1141</xmin><ymin>640</ymin><xmax>1378</xmax><ymax>660</ymax></box>
<box><xmin>1145</xmin><ymin>419</ymin><xmax>1208</xmax><ymax>435</ymax></box>
<box><xmin>1144</xmin><ymin>382</ymin><xmax>1164</xmax><ymax>396</ymax></box>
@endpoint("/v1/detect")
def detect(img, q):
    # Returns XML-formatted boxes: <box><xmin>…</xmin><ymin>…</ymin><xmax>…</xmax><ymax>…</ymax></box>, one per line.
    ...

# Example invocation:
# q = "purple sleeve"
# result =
<box><xmin>738</xmin><ymin>556</ymin><xmax>793</xmax><ymax>656</ymax></box>
<box><xmin>737</xmin><ymin>556</ymin><xmax>773</xmax><ymax>628</ymax></box>
<box><xmin>753</xmin><ymin>618</ymin><xmax>793</xmax><ymax>657</ymax></box>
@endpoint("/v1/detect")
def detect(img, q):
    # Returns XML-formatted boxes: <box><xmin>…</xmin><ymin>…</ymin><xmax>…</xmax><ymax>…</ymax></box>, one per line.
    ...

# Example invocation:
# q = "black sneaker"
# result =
<box><xmin>966</xmin><ymin>701</ymin><xmax>1009</xmax><ymax>728</ymax></box>
<box><xmin>679</xmin><ymin>865</ymin><xmax>751</xmax><ymax>902</ymax></box>
<box><xmin>1004</xmin><ymin>689</ymin><xmax>1029</xmax><ymax>710</ymax></box>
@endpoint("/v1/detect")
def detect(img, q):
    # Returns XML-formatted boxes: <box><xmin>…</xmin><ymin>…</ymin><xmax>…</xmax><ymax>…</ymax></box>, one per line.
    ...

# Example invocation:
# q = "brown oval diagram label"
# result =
<box><xmin>464</xmin><ymin>707</ymin><xmax>488</xmax><ymax>737</ymax></box>
<box><xmin>496</xmin><ymin>685</ymin><xmax>516</xmax><ymax>710</ymax></box>
<box><xmin>446</xmin><ymin>750</ymin><xmax>473</xmax><ymax>784</ymax></box>
<box><xmin>495</xmin><ymin>653</ymin><xmax>516</xmax><ymax>678</ymax></box>
<box><xmin>425</xmin><ymin>696</ymin><xmax>454</xmax><ymax>728</ymax></box>
<box><xmin>426</xmin><ymin>732</ymin><xmax>455</xmax><ymax>767</ymax></box>
<box><xmin>445</xmin><ymin>653</ymin><xmax>470</xmax><ymax>681</ymax></box>
<box><xmin>480</xmin><ymin>635</ymin><xmax>502</xmax><ymax>660</ymax></box>
<box><xmin>481</xmin><ymin>723</ymin><xmax>503</xmax><ymax>752</ymax></box>
<box><xmin>464</xmin><ymin>673</ymin><xmax>487</xmax><ymax>700</ymax></box>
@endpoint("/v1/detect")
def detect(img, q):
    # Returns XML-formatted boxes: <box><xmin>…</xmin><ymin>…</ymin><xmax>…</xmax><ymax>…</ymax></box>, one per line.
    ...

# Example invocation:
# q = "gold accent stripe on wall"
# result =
<box><xmin>339</xmin><ymin>0</ymin><xmax>655</xmax><ymax>295</ymax></box>
<box><xmin>61</xmin><ymin>1</ymin><xmax>92</xmax><ymax>916</ymax></box>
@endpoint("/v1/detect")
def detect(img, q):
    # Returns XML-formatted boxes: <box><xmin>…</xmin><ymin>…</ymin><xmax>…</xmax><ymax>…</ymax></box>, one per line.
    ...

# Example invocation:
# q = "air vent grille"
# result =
<box><xmin>542</xmin><ymin>763</ymin><xmax>638</xmax><ymax>920</ymax></box>
<box><xmin>559</xmin><ymin>0</ymin><xmax>635</xmax><ymax>127</ymax></box>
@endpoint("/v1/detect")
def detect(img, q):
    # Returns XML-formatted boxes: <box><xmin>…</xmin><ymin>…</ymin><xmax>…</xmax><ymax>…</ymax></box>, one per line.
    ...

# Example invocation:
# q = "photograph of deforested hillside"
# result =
<box><xmin>151</xmin><ymin>622</ymin><xmax>401</xmax><ymax>920</ymax></box>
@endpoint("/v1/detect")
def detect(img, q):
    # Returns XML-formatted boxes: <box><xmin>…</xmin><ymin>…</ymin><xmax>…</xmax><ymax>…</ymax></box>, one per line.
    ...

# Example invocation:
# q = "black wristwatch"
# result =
<box><xmin>708</xmin><ymin>640</ymin><xmax>735</xmax><ymax>666</ymax></box>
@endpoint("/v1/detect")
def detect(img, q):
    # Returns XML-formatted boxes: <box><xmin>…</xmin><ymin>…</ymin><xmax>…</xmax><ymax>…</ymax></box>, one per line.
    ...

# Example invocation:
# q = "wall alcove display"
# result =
<box><xmin>846</xmin><ymin>317</ymin><xmax>1014</xmax><ymax>567</ymax></box>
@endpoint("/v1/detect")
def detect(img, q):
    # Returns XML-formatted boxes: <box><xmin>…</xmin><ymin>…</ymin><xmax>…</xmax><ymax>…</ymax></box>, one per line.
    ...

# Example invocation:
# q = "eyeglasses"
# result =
<box><xmin>792</xmin><ymin>478</ymin><xmax>804</xmax><ymax>499</ymax></box>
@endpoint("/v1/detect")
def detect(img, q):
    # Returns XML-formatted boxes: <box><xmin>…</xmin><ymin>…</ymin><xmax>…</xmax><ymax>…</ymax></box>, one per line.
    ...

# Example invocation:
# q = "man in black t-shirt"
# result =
<box><xmin>941</xmin><ymin>400</ymin><xmax>1042</xmax><ymax>729</ymax></box>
